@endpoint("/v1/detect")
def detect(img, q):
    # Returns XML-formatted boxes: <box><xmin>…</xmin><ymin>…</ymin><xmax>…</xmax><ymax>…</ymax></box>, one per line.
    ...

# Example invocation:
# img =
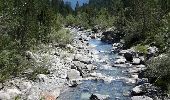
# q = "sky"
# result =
<box><xmin>63</xmin><ymin>0</ymin><xmax>89</xmax><ymax>9</ymax></box>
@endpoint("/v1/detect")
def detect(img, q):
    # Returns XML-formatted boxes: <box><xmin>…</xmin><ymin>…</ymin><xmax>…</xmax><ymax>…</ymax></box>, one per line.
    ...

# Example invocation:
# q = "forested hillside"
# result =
<box><xmin>0</xmin><ymin>0</ymin><xmax>73</xmax><ymax>82</ymax></box>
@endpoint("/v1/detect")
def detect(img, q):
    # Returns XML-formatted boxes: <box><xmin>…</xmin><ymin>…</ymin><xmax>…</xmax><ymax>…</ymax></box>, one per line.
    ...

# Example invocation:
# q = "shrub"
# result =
<box><xmin>49</xmin><ymin>28</ymin><xmax>73</xmax><ymax>45</ymax></box>
<box><xmin>134</xmin><ymin>44</ymin><xmax>148</xmax><ymax>54</ymax></box>
<box><xmin>145</xmin><ymin>54</ymin><xmax>170</xmax><ymax>91</ymax></box>
<box><xmin>0</xmin><ymin>50</ymin><xmax>30</xmax><ymax>82</ymax></box>
<box><xmin>65</xmin><ymin>14</ymin><xmax>76</xmax><ymax>26</ymax></box>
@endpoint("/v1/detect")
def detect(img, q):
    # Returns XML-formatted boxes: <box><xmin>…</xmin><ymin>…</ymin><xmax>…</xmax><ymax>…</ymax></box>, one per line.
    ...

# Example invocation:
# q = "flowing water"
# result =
<box><xmin>59</xmin><ymin>38</ymin><xmax>134</xmax><ymax>100</ymax></box>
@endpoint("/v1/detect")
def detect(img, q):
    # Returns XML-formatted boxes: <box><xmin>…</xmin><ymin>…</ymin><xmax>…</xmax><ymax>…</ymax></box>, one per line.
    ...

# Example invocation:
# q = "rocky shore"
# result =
<box><xmin>0</xmin><ymin>26</ymin><xmax>165</xmax><ymax>100</ymax></box>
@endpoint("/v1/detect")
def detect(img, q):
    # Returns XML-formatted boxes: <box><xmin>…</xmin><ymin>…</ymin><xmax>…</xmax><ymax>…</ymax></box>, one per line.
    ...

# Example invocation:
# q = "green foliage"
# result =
<box><xmin>50</xmin><ymin>28</ymin><xmax>72</xmax><ymax>45</ymax></box>
<box><xmin>0</xmin><ymin>0</ymin><xmax>73</xmax><ymax>82</ymax></box>
<box><xmin>134</xmin><ymin>44</ymin><xmax>148</xmax><ymax>54</ymax></box>
<box><xmin>66</xmin><ymin>14</ymin><xmax>77</xmax><ymax>26</ymax></box>
<box><xmin>0</xmin><ymin>50</ymin><xmax>30</xmax><ymax>82</ymax></box>
<box><xmin>145</xmin><ymin>54</ymin><xmax>170</xmax><ymax>91</ymax></box>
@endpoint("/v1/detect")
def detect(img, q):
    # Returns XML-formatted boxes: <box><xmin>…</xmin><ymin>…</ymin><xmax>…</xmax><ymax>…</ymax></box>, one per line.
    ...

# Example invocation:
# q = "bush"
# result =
<box><xmin>145</xmin><ymin>54</ymin><xmax>170</xmax><ymax>91</ymax></box>
<box><xmin>49</xmin><ymin>28</ymin><xmax>73</xmax><ymax>45</ymax></box>
<box><xmin>0</xmin><ymin>50</ymin><xmax>30</xmax><ymax>82</ymax></box>
<box><xmin>134</xmin><ymin>44</ymin><xmax>148</xmax><ymax>54</ymax></box>
<box><xmin>65</xmin><ymin>14</ymin><xmax>76</xmax><ymax>26</ymax></box>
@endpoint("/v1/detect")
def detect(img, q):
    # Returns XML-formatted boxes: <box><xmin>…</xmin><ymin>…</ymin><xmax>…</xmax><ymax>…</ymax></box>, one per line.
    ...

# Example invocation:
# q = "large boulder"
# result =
<box><xmin>67</xmin><ymin>69</ymin><xmax>82</xmax><ymax>80</ymax></box>
<box><xmin>132</xmin><ymin>58</ymin><xmax>141</xmax><ymax>65</ymax></box>
<box><xmin>124</xmin><ymin>52</ymin><xmax>133</xmax><ymax>62</ymax></box>
<box><xmin>0</xmin><ymin>91</ymin><xmax>11</xmax><ymax>100</ymax></box>
<box><xmin>41</xmin><ymin>89</ymin><xmax>60</xmax><ymax>100</ymax></box>
<box><xmin>0</xmin><ymin>88</ymin><xmax>21</xmax><ymax>100</ymax></box>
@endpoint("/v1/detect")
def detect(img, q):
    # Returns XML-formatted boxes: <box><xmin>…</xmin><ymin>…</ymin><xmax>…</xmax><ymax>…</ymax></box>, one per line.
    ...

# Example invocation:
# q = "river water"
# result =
<box><xmin>59</xmin><ymin>38</ymin><xmax>134</xmax><ymax>100</ymax></box>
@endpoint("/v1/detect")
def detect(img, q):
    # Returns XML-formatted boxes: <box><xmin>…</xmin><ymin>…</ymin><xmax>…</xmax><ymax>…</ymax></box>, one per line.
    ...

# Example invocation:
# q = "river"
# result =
<box><xmin>58</xmin><ymin>31</ymin><xmax>135</xmax><ymax>100</ymax></box>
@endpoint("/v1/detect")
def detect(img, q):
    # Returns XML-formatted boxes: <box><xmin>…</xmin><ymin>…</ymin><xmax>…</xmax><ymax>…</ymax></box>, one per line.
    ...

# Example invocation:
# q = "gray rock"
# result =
<box><xmin>132</xmin><ymin>58</ymin><xmax>141</xmax><ymax>65</ymax></box>
<box><xmin>67</xmin><ymin>69</ymin><xmax>82</xmax><ymax>80</ymax></box>
<box><xmin>148</xmin><ymin>46</ymin><xmax>158</xmax><ymax>54</ymax></box>
<box><xmin>68</xmin><ymin>80</ymin><xmax>78</xmax><ymax>87</ymax></box>
<box><xmin>0</xmin><ymin>83</ymin><xmax>3</xmax><ymax>89</ymax></box>
<box><xmin>132</xmin><ymin>85</ymin><xmax>143</xmax><ymax>95</ymax></box>
<box><xmin>114</xmin><ymin>58</ymin><xmax>126</xmax><ymax>64</ymax></box>
<box><xmin>124</xmin><ymin>52</ymin><xmax>133</xmax><ymax>62</ymax></box>
<box><xmin>0</xmin><ymin>91</ymin><xmax>11</xmax><ymax>100</ymax></box>
<box><xmin>90</xmin><ymin>93</ymin><xmax>110</xmax><ymax>100</ymax></box>
<box><xmin>7</xmin><ymin>88</ymin><xmax>21</xmax><ymax>98</ymax></box>
<box><xmin>37</xmin><ymin>74</ymin><xmax>48</xmax><ymax>82</ymax></box>
<box><xmin>131</xmin><ymin>96</ymin><xmax>153</xmax><ymax>100</ymax></box>
<box><xmin>73</xmin><ymin>61</ymin><xmax>87</xmax><ymax>69</ymax></box>
<box><xmin>19</xmin><ymin>81</ymin><xmax>32</xmax><ymax>92</ymax></box>
<box><xmin>41</xmin><ymin>89</ymin><xmax>60</xmax><ymax>100</ymax></box>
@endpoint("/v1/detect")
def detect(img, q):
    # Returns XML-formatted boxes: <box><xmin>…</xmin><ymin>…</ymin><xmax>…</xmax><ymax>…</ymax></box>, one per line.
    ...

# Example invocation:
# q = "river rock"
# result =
<box><xmin>132</xmin><ymin>85</ymin><xmax>144</xmax><ymax>95</ymax></box>
<box><xmin>67</xmin><ymin>69</ymin><xmax>82</xmax><ymax>80</ymax></box>
<box><xmin>114</xmin><ymin>58</ymin><xmax>126</xmax><ymax>64</ymax></box>
<box><xmin>132</xmin><ymin>58</ymin><xmax>141</xmax><ymax>65</ymax></box>
<box><xmin>0</xmin><ymin>83</ymin><xmax>3</xmax><ymax>89</ymax></box>
<box><xmin>90</xmin><ymin>94</ymin><xmax>110</xmax><ymax>100</ymax></box>
<box><xmin>41</xmin><ymin>89</ymin><xmax>60</xmax><ymax>100</ymax></box>
<box><xmin>68</xmin><ymin>80</ymin><xmax>78</xmax><ymax>87</ymax></box>
<box><xmin>37</xmin><ymin>74</ymin><xmax>48</xmax><ymax>82</ymax></box>
<box><xmin>131</xmin><ymin>96</ymin><xmax>153</xmax><ymax>100</ymax></box>
<box><xmin>124</xmin><ymin>52</ymin><xmax>133</xmax><ymax>62</ymax></box>
<box><xmin>74</xmin><ymin>54</ymin><xmax>91</xmax><ymax>64</ymax></box>
<box><xmin>148</xmin><ymin>46</ymin><xmax>158</xmax><ymax>54</ymax></box>
<box><xmin>0</xmin><ymin>88</ymin><xmax>22</xmax><ymax>99</ymax></box>
<box><xmin>19</xmin><ymin>81</ymin><xmax>32</xmax><ymax>92</ymax></box>
<box><xmin>0</xmin><ymin>91</ymin><xmax>11</xmax><ymax>100</ymax></box>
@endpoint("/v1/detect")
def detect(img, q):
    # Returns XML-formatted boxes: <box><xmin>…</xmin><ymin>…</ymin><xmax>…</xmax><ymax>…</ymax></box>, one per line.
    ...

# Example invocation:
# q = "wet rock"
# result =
<box><xmin>114</xmin><ymin>57</ymin><xmax>126</xmax><ymax>64</ymax></box>
<box><xmin>131</xmin><ymin>96</ymin><xmax>153</xmax><ymax>100</ymax></box>
<box><xmin>67</xmin><ymin>69</ymin><xmax>82</xmax><ymax>80</ymax></box>
<box><xmin>112</xmin><ymin>64</ymin><xmax>127</xmax><ymax>68</ymax></box>
<box><xmin>90</xmin><ymin>72</ymin><xmax>114</xmax><ymax>83</ymax></box>
<box><xmin>90</xmin><ymin>94</ymin><xmax>99</xmax><ymax>100</ymax></box>
<box><xmin>68</xmin><ymin>80</ymin><xmax>78</xmax><ymax>87</ymax></box>
<box><xmin>112</xmin><ymin>43</ymin><xmax>123</xmax><ymax>52</ymax></box>
<box><xmin>124</xmin><ymin>78</ymin><xmax>136</xmax><ymax>84</ymax></box>
<box><xmin>124</xmin><ymin>52</ymin><xmax>133</xmax><ymax>62</ymax></box>
<box><xmin>137</xmin><ymin>78</ymin><xmax>148</xmax><ymax>85</ymax></box>
<box><xmin>90</xmin><ymin>94</ymin><xmax>110</xmax><ymax>100</ymax></box>
<box><xmin>90</xmin><ymin>34</ymin><xmax>96</xmax><ymax>39</ymax></box>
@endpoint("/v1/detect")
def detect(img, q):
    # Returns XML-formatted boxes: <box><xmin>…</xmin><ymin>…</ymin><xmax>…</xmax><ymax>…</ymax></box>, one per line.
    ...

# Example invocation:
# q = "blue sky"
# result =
<box><xmin>63</xmin><ymin>0</ymin><xmax>89</xmax><ymax>9</ymax></box>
